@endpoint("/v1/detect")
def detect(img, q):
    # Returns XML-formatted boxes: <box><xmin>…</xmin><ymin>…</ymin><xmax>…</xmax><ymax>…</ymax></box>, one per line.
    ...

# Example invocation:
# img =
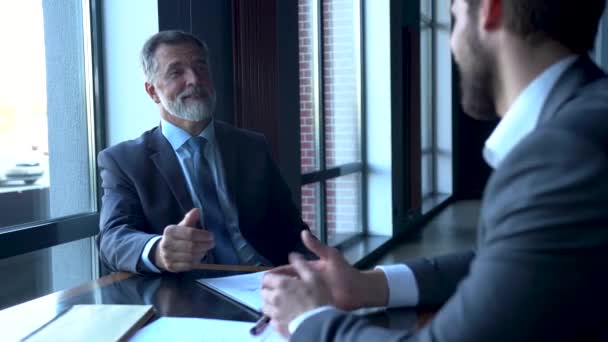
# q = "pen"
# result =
<box><xmin>249</xmin><ymin>315</ymin><xmax>271</xmax><ymax>336</ymax></box>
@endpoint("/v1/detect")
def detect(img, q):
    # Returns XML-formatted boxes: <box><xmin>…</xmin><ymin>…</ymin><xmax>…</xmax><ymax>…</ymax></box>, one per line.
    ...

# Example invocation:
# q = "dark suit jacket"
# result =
<box><xmin>97</xmin><ymin>120</ymin><xmax>309</xmax><ymax>273</ymax></box>
<box><xmin>295</xmin><ymin>57</ymin><xmax>608</xmax><ymax>341</ymax></box>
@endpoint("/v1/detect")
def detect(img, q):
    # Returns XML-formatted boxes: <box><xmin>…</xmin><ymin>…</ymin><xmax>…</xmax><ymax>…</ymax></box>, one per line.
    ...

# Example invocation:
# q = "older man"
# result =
<box><xmin>97</xmin><ymin>30</ymin><xmax>309</xmax><ymax>274</ymax></box>
<box><xmin>261</xmin><ymin>0</ymin><xmax>608</xmax><ymax>340</ymax></box>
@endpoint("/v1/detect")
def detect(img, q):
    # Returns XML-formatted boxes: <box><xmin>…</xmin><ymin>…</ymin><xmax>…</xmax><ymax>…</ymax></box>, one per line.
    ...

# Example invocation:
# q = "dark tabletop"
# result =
<box><xmin>0</xmin><ymin>269</ymin><xmax>431</xmax><ymax>340</ymax></box>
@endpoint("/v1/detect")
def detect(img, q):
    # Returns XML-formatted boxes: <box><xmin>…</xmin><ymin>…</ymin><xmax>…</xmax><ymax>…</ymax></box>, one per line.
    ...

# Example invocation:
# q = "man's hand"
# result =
<box><xmin>260</xmin><ymin>230</ymin><xmax>389</xmax><ymax>335</ymax></box>
<box><xmin>261</xmin><ymin>253</ymin><xmax>332</xmax><ymax>336</ymax></box>
<box><xmin>153</xmin><ymin>208</ymin><xmax>215</xmax><ymax>272</ymax></box>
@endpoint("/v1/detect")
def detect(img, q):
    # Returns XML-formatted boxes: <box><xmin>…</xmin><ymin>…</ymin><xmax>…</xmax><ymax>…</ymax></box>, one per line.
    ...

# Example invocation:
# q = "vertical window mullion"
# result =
<box><xmin>313</xmin><ymin>0</ymin><xmax>327</xmax><ymax>243</ymax></box>
<box><xmin>356</xmin><ymin>0</ymin><xmax>366</xmax><ymax>236</ymax></box>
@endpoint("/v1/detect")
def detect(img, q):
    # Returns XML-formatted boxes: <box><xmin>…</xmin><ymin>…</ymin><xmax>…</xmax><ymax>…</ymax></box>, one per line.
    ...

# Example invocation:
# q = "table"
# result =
<box><xmin>0</xmin><ymin>268</ymin><xmax>432</xmax><ymax>340</ymax></box>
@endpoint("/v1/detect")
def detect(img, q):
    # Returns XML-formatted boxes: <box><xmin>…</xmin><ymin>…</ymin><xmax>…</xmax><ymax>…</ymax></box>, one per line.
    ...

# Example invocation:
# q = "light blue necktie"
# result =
<box><xmin>189</xmin><ymin>136</ymin><xmax>240</xmax><ymax>265</ymax></box>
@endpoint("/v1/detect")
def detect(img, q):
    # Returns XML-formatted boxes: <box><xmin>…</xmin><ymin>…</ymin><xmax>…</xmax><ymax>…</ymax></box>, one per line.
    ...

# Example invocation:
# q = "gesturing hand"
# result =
<box><xmin>261</xmin><ymin>253</ymin><xmax>332</xmax><ymax>336</ymax></box>
<box><xmin>154</xmin><ymin>208</ymin><xmax>215</xmax><ymax>272</ymax></box>
<box><xmin>260</xmin><ymin>230</ymin><xmax>389</xmax><ymax>336</ymax></box>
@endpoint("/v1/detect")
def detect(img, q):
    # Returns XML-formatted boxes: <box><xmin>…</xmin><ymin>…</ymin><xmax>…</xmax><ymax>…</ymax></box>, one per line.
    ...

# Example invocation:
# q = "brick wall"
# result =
<box><xmin>299</xmin><ymin>0</ymin><xmax>361</xmax><ymax>240</ymax></box>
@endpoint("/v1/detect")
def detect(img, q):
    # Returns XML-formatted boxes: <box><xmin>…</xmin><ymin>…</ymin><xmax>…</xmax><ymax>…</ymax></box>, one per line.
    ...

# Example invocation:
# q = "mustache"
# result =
<box><xmin>178</xmin><ymin>86</ymin><xmax>212</xmax><ymax>100</ymax></box>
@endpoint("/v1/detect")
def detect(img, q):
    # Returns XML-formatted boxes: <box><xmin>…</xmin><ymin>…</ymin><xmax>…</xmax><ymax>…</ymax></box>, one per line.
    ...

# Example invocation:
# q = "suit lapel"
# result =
<box><xmin>214</xmin><ymin>121</ymin><xmax>240</xmax><ymax>208</ymax></box>
<box><xmin>538</xmin><ymin>56</ymin><xmax>605</xmax><ymax>124</ymax></box>
<box><xmin>147</xmin><ymin>127</ymin><xmax>194</xmax><ymax>213</ymax></box>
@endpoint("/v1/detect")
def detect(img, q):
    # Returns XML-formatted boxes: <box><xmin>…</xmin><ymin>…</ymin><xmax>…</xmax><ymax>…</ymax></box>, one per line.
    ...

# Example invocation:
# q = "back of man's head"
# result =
<box><xmin>466</xmin><ymin>0</ymin><xmax>606</xmax><ymax>54</ymax></box>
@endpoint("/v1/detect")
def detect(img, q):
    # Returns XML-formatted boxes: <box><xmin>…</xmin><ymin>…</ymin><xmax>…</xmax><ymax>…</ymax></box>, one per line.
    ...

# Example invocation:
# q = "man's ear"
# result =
<box><xmin>480</xmin><ymin>0</ymin><xmax>502</xmax><ymax>31</ymax></box>
<box><xmin>145</xmin><ymin>82</ymin><xmax>161</xmax><ymax>104</ymax></box>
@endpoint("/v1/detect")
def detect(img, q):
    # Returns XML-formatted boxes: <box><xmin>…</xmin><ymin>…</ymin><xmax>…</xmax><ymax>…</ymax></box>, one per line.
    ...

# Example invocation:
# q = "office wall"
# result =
<box><xmin>102</xmin><ymin>0</ymin><xmax>159</xmax><ymax>146</ymax></box>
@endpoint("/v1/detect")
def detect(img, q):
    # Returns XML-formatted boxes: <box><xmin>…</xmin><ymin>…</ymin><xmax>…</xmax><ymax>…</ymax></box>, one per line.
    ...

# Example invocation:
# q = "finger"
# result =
<box><xmin>165</xmin><ymin>225</ymin><xmax>214</xmax><ymax>243</ymax></box>
<box><xmin>302</xmin><ymin>230</ymin><xmax>330</xmax><ymax>259</ymax></box>
<box><xmin>178</xmin><ymin>208</ymin><xmax>200</xmax><ymax>227</ymax></box>
<box><xmin>261</xmin><ymin>288</ymin><xmax>276</xmax><ymax>307</ymax></box>
<box><xmin>266</xmin><ymin>264</ymin><xmax>299</xmax><ymax>278</ymax></box>
<box><xmin>289</xmin><ymin>252</ymin><xmax>316</xmax><ymax>283</ymax></box>
<box><xmin>163</xmin><ymin>261</ymin><xmax>194</xmax><ymax>273</ymax></box>
<box><xmin>162</xmin><ymin>239</ymin><xmax>214</xmax><ymax>254</ymax></box>
<box><xmin>158</xmin><ymin>250</ymin><xmax>199</xmax><ymax>263</ymax></box>
<box><xmin>262</xmin><ymin>273</ymin><xmax>290</xmax><ymax>290</ymax></box>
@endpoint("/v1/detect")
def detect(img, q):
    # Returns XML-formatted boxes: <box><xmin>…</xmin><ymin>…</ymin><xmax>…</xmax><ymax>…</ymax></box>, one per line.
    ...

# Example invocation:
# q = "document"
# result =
<box><xmin>129</xmin><ymin>317</ymin><xmax>286</xmax><ymax>342</ymax></box>
<box><xmin>196</xmin><ymin>271</ymin><xmax>266</xmax><ymax>312</ymax></box>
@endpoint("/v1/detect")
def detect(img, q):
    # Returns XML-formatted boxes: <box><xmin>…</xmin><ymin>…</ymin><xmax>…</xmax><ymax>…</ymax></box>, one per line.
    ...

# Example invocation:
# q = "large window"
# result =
<box><xmin>0</xmin><ymin>0</ymin><xmax>100</xmax><ymax>309</ymax></box>
<box><xmin>299</xmin><ymin>0</ymin><xmax>365</xmax><ymax>245</ymax></box>
<box><xmin>420</xmin><ymin>0</ymin><xmax>453</xmax><ymax>211</ymax></box>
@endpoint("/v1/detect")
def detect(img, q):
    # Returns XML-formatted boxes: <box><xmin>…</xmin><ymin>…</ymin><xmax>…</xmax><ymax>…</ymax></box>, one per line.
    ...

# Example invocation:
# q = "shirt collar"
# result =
<box><xmin>160</xmin><ymin>118</ymin><xmax>216</xmax><ymax>152</ymax></box>
<box><xmin>482</xmin><ymin>55</ymin><xmax>578</xmax><ymax>169</ymax></box>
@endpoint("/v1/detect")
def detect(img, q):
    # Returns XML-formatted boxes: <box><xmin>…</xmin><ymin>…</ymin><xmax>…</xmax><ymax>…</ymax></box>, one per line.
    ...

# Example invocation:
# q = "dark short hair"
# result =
<box><xmin>466</xmin><ymin>0</ymin><xmax>606</xmax><ymax>54</ymax></box>
<box><xmin>140</xmin><ymin>30</ymin><xmax>209</xmax><ymax>81</ymax></box>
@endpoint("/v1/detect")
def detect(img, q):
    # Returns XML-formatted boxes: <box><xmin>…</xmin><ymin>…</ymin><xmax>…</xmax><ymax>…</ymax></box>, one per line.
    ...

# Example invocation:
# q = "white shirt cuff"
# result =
<box><xmin>141</xmin><ymin>236</ymin><xmax>163</xmax><ymax>273</ymax></box>
<box><xmin>288</xmin><ymin>306</ymin><xmax>337</xmax><ymax>335</ymax></box>
<box><xmin>375</xmin><ymin>264</ymin><xmax>419</xmax><ymax>307</ymax></box>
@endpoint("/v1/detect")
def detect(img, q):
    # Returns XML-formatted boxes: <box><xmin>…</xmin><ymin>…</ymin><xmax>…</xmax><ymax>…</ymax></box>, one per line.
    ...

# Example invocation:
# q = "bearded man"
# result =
<box><xmin>260</xmin><ymin>0</ymin><xmax>608</xmax><ymax>340</ymax></box>
<box><xmin>97</xmin><ymin>30</ymin><xmax>310</xmax><ymax>274</ymax></box>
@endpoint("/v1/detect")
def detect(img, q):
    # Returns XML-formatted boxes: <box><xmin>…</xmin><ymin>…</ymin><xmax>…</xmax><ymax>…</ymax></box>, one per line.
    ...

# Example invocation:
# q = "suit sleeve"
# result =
<box><xmin>97</xmin><ymin>150</ymin><xmax>160</xmax><ymax>273</ymax></box>
<box><xmin>292</xmin><ymin>128</ymin><xmax>608</xmax><ymax>341</ymax></box>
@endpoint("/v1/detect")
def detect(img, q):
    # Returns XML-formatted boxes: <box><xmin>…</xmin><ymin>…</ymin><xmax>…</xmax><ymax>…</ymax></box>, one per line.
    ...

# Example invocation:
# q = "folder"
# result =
<box><xmin>23</xmin><ymin>304</ymin><xmax>155</xmax><ymax>342</ymax></box>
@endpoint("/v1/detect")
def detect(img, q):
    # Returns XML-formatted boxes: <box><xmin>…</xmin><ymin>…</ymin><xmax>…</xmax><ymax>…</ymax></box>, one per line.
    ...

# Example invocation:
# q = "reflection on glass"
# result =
<box><xmin>327</xmin><ymin>173</ymin><xmax>361</xmax><ymax>245</ymax></box>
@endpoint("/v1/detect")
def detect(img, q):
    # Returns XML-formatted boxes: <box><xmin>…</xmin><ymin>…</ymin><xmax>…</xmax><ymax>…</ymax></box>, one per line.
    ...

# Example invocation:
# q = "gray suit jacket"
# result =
<box><xmin>295</xmin><ymin>57</ymin><xmax>608</xmax><ymax>341</ymax></box>
<box><xmin>97</xmin><ymin>120</ymin><xmax>309</xmax><ymax>273</ymax></box>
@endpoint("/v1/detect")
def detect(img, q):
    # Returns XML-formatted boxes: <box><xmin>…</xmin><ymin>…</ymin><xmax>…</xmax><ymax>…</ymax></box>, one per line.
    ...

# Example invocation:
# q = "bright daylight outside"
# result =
<box><xmin>0</xmin><ymin>1</ymin><xmax>48</xmax><ymax>191</ymax></box>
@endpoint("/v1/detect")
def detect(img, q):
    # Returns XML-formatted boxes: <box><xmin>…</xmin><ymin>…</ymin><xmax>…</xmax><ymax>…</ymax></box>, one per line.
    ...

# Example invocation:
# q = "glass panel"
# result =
<box><xmin>436</xmin><ymin>0</ymin><xmax>451</xmax><ymax>26</ymax></box>
<box><xmin>299</xmin><ymin>0</ymin><xmax>321</xmax><ymax>173</ymax></box>
<box><xmin>326</xmin><ymin>173</ymin><xmax>362</xmax><ymax>245</ymax></box>
<box><xmin>323</xmin><ymin>0</ymin><xmax>361</xmax><ymax>167</ymax></box>
<box><xmin>420</xmin><ymin>0</ymin><xmax>432</xmax><ymax>22</ymax></box>
<box><xmin>0</xmin><ymin>0</ymin><xmax>95</xmax><ymax>303</ymax></box>
<box><xmin>435</xmin><ymin>27</ymin><xmax>453</xmax><ymax>196</ymax></box>
<box><xmin>420</xmin><ymin>0</ymin><xmax>452</xmax><ymax>206</ymax></box>
<box><xmin>0</xmin><ymin>0</ymin><xmax>94</xmax><ymax>230</ymax></box>
<box><xmin>301</xmin><ymin>182</ymin><xmax>321</xmax><ymax>238</ymax></box>
<box><xmin>420</xmin><ymin>23</ymin><xmax>433</xmax><ymax>201</ymax></box>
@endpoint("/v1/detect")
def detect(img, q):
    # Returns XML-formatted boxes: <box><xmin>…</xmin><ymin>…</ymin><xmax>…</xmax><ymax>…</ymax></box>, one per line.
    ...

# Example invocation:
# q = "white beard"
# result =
<box><xmin>158</xmin><ymin>86</ymin><xmax>216</xmax><ymax>122</ymax></box>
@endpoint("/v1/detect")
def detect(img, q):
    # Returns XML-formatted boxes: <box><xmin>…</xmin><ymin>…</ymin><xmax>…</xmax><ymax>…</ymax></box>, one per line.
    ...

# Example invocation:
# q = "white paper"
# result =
<box><xmin>196</xmin><ymin>271</ymin><xmax>266</xmax><ymax>312</ymax></box>
<box><xmin>129</xmin><ymin>317</ymin><xmax>285</xmax><ymax>342</ymax></box>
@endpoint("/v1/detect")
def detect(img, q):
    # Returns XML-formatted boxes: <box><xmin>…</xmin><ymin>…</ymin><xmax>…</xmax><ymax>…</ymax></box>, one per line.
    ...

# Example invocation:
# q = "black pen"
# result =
<box><xmin>249</xmin><ymin>315</ymin><xmax>271</xmax><ymax>336</ymax></box>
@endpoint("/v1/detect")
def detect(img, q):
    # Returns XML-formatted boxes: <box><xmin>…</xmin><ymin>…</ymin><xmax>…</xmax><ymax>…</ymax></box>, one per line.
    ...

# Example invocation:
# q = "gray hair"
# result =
<box><xmin>140</xmin><ymin>30</ymin><xmax>209</xmax><ymax>82</ymax></box>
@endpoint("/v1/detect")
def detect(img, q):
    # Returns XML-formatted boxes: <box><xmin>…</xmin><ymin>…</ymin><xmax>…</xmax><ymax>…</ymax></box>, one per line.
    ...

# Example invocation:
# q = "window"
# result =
<box><xmin>299</xmin><ymin>0</ymin><xmax>365</xmax><ymax>245</ymax></box>
<box><xmin>420</xmin><ymin>0</ymin><xmax>453</xmax><ymax>211</ymax></box>
<box><xmin>0</xmin><ymin>0</ymin><xmax>100</xmax><ymax>309</ymax></box>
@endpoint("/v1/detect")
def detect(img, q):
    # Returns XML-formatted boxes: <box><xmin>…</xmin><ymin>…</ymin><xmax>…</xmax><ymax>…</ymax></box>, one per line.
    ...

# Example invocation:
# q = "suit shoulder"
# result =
<box><xmin>98</xmin><ymin>126</ymin><xmax>159</xmax><ymax>160</ymax></box>
<box><xmin>546</xmin><ymin>77</ymin><xmax>608</xmax><ymax>153</ymax></box>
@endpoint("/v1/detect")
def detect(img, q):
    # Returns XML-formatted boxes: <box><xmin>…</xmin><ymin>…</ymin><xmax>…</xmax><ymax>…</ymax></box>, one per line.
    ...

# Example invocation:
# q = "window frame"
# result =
<box><xmin>300</xmin><ymin>0</ymin><xmax>367</xmax><ymax>245</ymax></box>
<box><xmin>0</xmin><ymin>0</ymin><xmax>105</xmax><ymax>259</ymax></box>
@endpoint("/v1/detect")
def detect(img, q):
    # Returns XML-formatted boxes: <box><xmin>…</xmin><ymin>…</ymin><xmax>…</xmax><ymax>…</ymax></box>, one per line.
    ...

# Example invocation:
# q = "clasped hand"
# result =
<box><xmin>260</xmin><ymin>230</ymin><xmax>380</xmax><ymax>337</ymax></box>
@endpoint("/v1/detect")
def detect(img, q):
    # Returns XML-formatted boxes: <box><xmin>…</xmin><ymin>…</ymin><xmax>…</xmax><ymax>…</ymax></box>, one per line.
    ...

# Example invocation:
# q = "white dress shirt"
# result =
<box><xmin>141</xmin><ymin>119</ymin><xmax>268</xmax><ymax>272</ymax></box>
<box><xmin>288</xmin><ymin>55</ymin><xmax>578</xmax><ymax>335</ymax></box>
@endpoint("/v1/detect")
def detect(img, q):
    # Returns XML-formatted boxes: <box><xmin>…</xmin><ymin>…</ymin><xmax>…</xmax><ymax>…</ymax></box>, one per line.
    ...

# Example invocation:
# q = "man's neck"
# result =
<box><xmin>494</xmin><ymin>37</ymin><xmax>574</xmax><ymax>117</ymax></box>
<box><xmin>160</xmin><ymin>111</ymin><xmax>211</xmax><ymax>136</ymax></box>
